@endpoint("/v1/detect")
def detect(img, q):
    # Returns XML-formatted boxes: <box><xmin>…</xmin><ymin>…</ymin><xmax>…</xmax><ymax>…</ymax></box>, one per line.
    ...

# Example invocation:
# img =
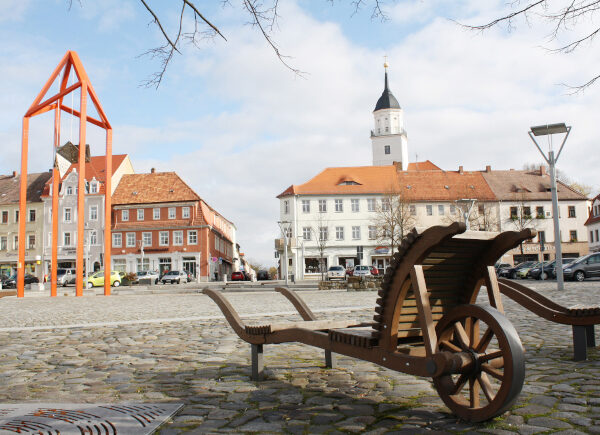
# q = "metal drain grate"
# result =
<box><xmin>0</xmin><ymin>403</ymin><xmax>183</xmax><ymax>435</ymax></box>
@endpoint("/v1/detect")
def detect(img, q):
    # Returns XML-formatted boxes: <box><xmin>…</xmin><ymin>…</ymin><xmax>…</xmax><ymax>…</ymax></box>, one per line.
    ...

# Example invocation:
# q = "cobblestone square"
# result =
<box><xmin>1</xmin><ymin>282</ymin><xmax>599</xmax><ymax>434</ymax></box>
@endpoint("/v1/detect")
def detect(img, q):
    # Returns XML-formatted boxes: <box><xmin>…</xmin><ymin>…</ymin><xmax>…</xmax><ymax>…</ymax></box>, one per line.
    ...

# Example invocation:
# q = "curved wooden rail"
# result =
<box><xmin>275</xmin><ymin>287</ymin><xmax>316</xmax><ymax>321</ymax></box>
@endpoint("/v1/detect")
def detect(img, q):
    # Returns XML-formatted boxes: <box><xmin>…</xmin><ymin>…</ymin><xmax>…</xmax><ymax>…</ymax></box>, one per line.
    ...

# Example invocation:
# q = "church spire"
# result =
<box><xmin>374</xmin><ymin>60</ymin><xmax>400</xmax><ymax>112</ymax></box>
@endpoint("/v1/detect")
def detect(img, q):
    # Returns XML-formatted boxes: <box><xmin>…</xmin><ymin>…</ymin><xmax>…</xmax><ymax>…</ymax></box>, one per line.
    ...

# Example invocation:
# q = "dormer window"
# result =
<box><xmin>66</xmin><ymin>186</ymin><xmax>73</xmax><ymax>195</ymax></box>
<box><xmin>338</xmin><ymin>181</ymin><xmax>360</xmax><ymax>186</ymax></box>
<box><xmin>90</xmin><ymin>182</ymin><xmax>98</xmax><ymax>194</ymax></box>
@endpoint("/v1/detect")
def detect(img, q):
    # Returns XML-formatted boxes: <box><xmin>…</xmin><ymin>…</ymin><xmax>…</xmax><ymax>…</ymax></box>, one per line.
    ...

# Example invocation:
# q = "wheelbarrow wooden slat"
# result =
<box><xmin>203</xmin><ymin>223</ymin><xmax>536</xmax><ymax>422</ymax></box>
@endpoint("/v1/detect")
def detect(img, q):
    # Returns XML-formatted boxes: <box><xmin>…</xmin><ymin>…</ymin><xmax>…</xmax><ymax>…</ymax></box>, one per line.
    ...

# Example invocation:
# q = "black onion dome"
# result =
<box><xmin>374</xmin><ymin>71</ymin><xmax>400</xmax><ymax>111</ymax></box>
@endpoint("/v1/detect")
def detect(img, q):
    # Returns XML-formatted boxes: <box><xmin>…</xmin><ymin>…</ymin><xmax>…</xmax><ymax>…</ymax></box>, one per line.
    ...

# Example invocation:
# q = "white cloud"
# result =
<box><xmin>0</xmin><ymin>0</ymin><xmax>30</xmax><ymax>22</ymax></box>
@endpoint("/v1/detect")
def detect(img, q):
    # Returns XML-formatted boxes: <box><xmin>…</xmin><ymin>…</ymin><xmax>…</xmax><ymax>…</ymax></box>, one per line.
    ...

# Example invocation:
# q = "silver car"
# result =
<box><xmin>353</xmin><ymin>265</ymin><xmax>372</xmax><ymax>277</ymax></box>
<box><xmin>326</xmin><ymin>266</ymin><xmax>346</xmax><ymax>281</ymax></box>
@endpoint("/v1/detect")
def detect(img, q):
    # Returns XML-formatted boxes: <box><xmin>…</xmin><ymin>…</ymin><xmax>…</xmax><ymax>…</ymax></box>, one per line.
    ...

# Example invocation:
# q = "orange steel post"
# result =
<box><xmin>75</xmin><ymin>82</ymin><xmax>88</xmax><ymax>297</ymax></box>
<box><xmin>104</xmin><ymin>129</ymin><xmax>112</xmax><ymax>296</ymax></box>
<box><xmin>51</xmin><ymin>107</ymin><xmax>60</xmax><ymax>297</ymax></box>
<box><xmin>17</xmin><ymin>117</ymin><xmax>30</xmax><ymax>298</ymax></box>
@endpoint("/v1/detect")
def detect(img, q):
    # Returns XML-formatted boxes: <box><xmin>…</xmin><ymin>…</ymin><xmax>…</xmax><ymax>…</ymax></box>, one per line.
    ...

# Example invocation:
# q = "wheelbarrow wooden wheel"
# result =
<box><xmin>433</xmin><ymin>304</ymin><xmax>525</xmax><ymax>422</ymax></box>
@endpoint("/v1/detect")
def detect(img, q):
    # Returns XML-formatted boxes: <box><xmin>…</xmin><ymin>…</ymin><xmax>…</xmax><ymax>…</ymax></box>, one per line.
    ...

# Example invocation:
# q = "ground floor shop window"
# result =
<box><xmin>137</xmin><ymin>258</ymin><xmax>150</xmax><ymax>272</ymax></box>
<box><xmin>373</xmin><ymin>257</ymin><xmax>390</xmax><ymax>274</ymax></box>
<box><xmin>305</xmin><ymin>257</ymin><xmax>327</xmax><ymax>273</ymax></box>
<box><xmin>159</xmin><ymin>257</ymin><xmax>171</xmax><ymax>275</ymax></box>
<box><xmin>338</xmin><ymin>257</ymin><xmax>358</xmax><ymax>269</ymax></box>
<box><xmin>183</xmin><ymin>257</ymin><xmax>197</xmax><ymax>278</ymax></box>
<box><xmin>113</xmin><ymin>259</ymin><xmax>126</xmax><ymax>272</ymax></box>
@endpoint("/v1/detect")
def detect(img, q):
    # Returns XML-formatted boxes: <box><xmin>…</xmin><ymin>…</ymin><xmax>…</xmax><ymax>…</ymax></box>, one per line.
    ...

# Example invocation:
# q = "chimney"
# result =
<box><xmin>485</xmin><ymin>165</ymin><xmax>491</xmax><ymax>173</ymax></box>
<box><xmin>150</xmin><ymin>168</ymin><xmax>156</xmax><ymax>174</ymax></box>
<box><xmin>12</xmin><ymin>171</ymin><xmax>17</xmax><ymax>177</ymax></box>
<box><xmin>394</xmin><ymin>161</ymin><xmax>402</xmax><ymax>172</ymax></box>
<box><xmin>540</xmin><ymin>165</ymin><xmax>546</xmax><ymax>176</ymax></box>
<box><xmin>458</xmin><ymin>166</ymin><xmax>464</xmax><ymax>174</ymax></box>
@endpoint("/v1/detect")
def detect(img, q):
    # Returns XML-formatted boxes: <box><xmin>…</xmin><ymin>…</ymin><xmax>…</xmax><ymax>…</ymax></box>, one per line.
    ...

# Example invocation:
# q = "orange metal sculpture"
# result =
<box><xmin>18</xmin><ymin>51</ymin><xmax>113</xmax><ymax>298</ymax></box>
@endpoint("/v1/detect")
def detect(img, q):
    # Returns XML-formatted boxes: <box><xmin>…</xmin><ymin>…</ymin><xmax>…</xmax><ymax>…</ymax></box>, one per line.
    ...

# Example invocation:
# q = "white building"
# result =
<box><xmin>585</xmin><ymin>193</ymin><xmax>600</xmax><ymax>253</ymax></box>
<box><xmin>275</xmin><ymin>65</ymin><xmax>590</xmax><ymax>279</ymax></box>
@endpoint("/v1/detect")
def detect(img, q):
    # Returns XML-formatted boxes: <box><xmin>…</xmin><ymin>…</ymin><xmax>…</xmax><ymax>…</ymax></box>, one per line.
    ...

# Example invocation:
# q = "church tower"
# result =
<box><xmin>371</xmin><ymin>62</ymin><xmax>408</xmax><ymax>168</ymax></box>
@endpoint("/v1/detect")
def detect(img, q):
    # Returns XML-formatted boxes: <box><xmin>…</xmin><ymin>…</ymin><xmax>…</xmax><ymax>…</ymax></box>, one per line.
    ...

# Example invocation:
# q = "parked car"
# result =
<box><xmin>56</xmin><ymin>268</ymin><xmax>77</xmax><ymax>286</ymax></box>
<box><xmin>161</xmin><ymin>270</ymin><xmax>188</xmax><ymax>284</ymax></box>
<box><xmin>1</xmin><ymin>274</ymin><xmax>39</xmax><ymax>289</ymax></box>
<box><xmin>498</xmin><ymin>261</ymin><xmax>537</xmax><ymax>279</ymax></box>
<box><xmin>86</xmin><ymin>270</ymin><xmax>124</xmax><ymax>288</ymax></box>
<box><xmin>231</xmin><ymin>271</ymin><xmax>245</xmax><ymax>281</ymax></box>
<box><xmin>528</xmin><ymin>261</ymin><xmax>554</xmax><ymax>280</ymax></box>
<box><xmin>494</xmin><ymin>263</ymin><xmax>511</xmax><ymax>275</ymax></box>
<box><xmin>561</xmin><ymin>253</ymin><xmax>600</xmax><ymax>281</ymax></box>
<box><xmin>517</xmin><ymin>263</ymin><xmax>538</xmax><ymax>279</ymax></box>
<box><xmin>257</xmin><ymin>270</ymin><xmax>270</xmax><ymax>280</ymax></box>
<box><xmin>327</xmin><ymin>266</ymin><xmax>346</xmax><ymax>281</ymax></box>
<box><xmin>370</xmin><ymin>266</ymin><xmax>380</xmax><ymax>276</ymax></box>
<box><xmin>137</xmin><ymin>270</ymin><xmax>159</xmax><ymax>284</ymax></box>
<box><xmin>353</xmin><ymin>265</ymin><xmax>372</xmax><ymax>277</ymax></box>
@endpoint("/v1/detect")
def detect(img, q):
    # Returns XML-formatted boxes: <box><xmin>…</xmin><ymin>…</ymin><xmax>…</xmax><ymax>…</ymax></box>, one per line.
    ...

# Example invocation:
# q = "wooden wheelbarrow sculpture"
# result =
<box><xmin>204</xmin><ymin>222</ymin><xmax>534</xmax><ymax>422</ymax></box>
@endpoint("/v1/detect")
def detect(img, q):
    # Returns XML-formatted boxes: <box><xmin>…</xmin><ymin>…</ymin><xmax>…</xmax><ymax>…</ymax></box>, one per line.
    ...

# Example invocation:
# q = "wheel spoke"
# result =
<box><xmin>480</xmin><ymin>350</ymin><xmax>503</xmax><ymax>364</ymax></box>
<box><xmin>475</xmin><ymin>327</ymin><xmax>493</xmax><ymax>353</ymax></box>
<box><xmin>469</xmin><ymin>377</ymin><xmax>480</xmax><ymax>408</ymax></box>
<box><xmin>481</xmin><ymin>363</ymin><xmax>504</xmax><ymax>381</ymax></box>
<box><xmin>467</xmin><ymin>317</ymin><xmax>480</xmax><ymax>350</ymax></box>
<box><xmin>450</xmin><ymin>373</ymin><xmax>469</xmax><ymax>395</ymax></box>
<box><xmin>453</xmin><ymin>322</ymin><xmax>470</xmax><ymax>350</ymax></box>
<box><xmin>439</xmin><ymin>339</ymin><xmax>462</xmax><ymax>353</ymax></box>
<box><xmin>478</xmin><ymin>372</ymin><xmax>496</xmax><ymax>402</ymax></box>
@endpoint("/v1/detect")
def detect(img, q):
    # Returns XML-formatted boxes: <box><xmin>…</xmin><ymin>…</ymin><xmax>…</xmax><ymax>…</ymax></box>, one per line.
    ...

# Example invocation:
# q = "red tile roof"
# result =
<box><xmin>0</xmin><ymin>172</ymin><xmax>52</xmax><ymax>204</ymax></box>
<box><xmin>112</xmin><ymin>172</ymin><xmax>201</xmax><ymax>205</ymax></box>
<box><xmin>481</xmin><ymin>170</ymin><xmax>588</xmax><ymax>201</ymax></box>
<box><xmin>585</xmin><ymin>193</ymin><xmax>600</xmax><ymax>226</ymax></box>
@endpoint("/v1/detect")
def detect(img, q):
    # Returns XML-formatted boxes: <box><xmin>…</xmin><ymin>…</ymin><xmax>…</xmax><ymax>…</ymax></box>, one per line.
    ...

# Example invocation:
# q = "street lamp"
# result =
<box><xmin>528</xmin><ymin>123</ymin><xmax>571</xmax><ymax>291</ymax></box>
<box><xmin>277</xmin><ymin>221</ymin><xmax>291</xmax><ymax>285</ymax></box>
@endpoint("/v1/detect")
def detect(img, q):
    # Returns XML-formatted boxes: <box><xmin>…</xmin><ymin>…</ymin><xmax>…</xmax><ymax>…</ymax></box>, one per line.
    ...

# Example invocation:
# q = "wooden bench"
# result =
<box><xmin>204</xmin><ymin>222</ymin><xmax>535</xmax><ymax>422</ymax></box>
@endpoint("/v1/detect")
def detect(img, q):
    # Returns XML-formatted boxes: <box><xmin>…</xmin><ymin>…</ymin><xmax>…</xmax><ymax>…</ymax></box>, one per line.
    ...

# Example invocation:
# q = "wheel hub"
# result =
<box><xmin>467</xmin><ymin>348</ymin><xmax>481</xmax><ymax>375</ymax></box>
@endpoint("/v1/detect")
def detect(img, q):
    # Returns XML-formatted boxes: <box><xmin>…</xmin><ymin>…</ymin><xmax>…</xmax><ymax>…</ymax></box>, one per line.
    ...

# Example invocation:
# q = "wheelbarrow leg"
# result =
<box><xmin>572</xmin><ymin>326</ymin><xmax>587</xmax><ymax>361</ymax></box>
<box><xmin>585</xmin><ymin>325</ymin><xmax>596</xmax><ymax>348</ymax></box>
<box><xmin>251</xmin><ymin>344</ymin><xmax>264</xmax><ymax>381</ymax></box>
<box><xmin>325</xmin><ymin>350</ymin><xmax>336</xmax><ymax>368</ymax></box>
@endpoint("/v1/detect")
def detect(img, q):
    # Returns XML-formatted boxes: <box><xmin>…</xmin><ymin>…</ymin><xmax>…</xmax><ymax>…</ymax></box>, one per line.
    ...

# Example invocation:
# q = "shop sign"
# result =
<box><xmin>211</xmin><ymin>257</ymin><xmax>218</xmax><ymax>262</ymax></box>
<box><xmin>373</xmin><ymin>246</ymin><xmax>389</xmax><ymax>255</ymax></box>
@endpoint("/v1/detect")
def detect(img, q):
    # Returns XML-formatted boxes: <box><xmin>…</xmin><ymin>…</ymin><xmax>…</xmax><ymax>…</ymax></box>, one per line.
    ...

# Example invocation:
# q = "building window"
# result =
<box><xmin>168</xmin><ymin>208</ymin><xmax>176</xmax><ymax>219</ymax></box>
<box><xmin>122</xmin><ymin>209</ymin><xmax>129</xmax><ymax>222</ymax></box>
<box><xmin>13</xmin><ymin>235</ymin><xmax>18</xmax><ymax>250</ymax></box>
<box><xmin>90</xmin><ymin>182</ymin><xmax>98</xmax><ymax>193</ymax></box>
<box><xmin>113</xmin><ymin>259</ymin><xmax>127</xmax><ymax>273</ymax></box>
<box><xmin>63</xmin><ymin>232</ymin><xmax>71</xmax><ymax>246</ymax></box>
<box><xmin>137</xmin><ymin>209</ymin><xmax>145</xmax><ymax>221</ymax></box>
<box><xmin>538</xmin><ymin>231</ymin><xmax>545</xmax><ymax>243</ymax></box>
<box><xmin>89</xmin><ymin>230</ymin><xmax>97</xmax><ymax>245</ymax></box>
<box><xmin>318</xmin><ymin>200</ymin><xmax>327</xmax><ymax>213</ymax></box>
<box><xmin>426</xmin><ymin>205</ymin><xmax>433</xmax><ymax>216</ymax></box>
<box><xmin>188</xmin><ymin>230</ymin><xmax>197</xmax><ymax>245</ymax></box>
<box><xmin>112</xmin><ymin>233</ymin><xmax>122</xmax><ymax>248</ymax></box>
<box><xmin>381</xmin><ymin>198</ymin><xmax>390</xmax><ymax>212</ymax></box>
<box><xmin>89</xmin><ymin>205</ymin><xmax>98</xmax><ymax>221</ymax></box>
<box><xmin>64</xmin><ymin>208</ymin><xmax>72</xmax><ymax>223</ymax></box>
<box><xmin>28</xmin><ymin>235</ymin><xmax>35</xmax><ymax>249</ymax></box>
<box><xmin>284</xmin><ymin>200</ymin><xmax>289</xmax><ymax>214</ymax></box>
<box><xmin>319</xmin><ymin>226</ymin><xmax>328</xmax><ymax>241</ymax></box>
<box><xmin>510</xmin><ymin>207</ymin><xmax>518</xmax><ymax>219</ymax></box>
<box><xmin>159</xmin><ymin>231</ymin><xmax>169</xmax><ymax>246</ymax></box>
<box><xmin>137</xmin><ymin>258</ymin><xmax>150</xmax><ymax>272</ymax></box>
<box><xmin>368</xmin><ymin>226</ymin><xmax>377</xmax><ymax>240</ymax></box>
<box><xmin>523</xmin><ymin>207</ymin><xmax>531</xmax><ymax>219</ymax></box>
<box><xmin>173</xmin><ymin>230</ymin><xmax>183</xmax><ymax>245</ymax></box>
<box><xmin>438</xmin><ymin>205</ymin><xmax>445</xmax><ymax>215</ymax></box>
<box><xmin>66</xmin><ymin>186</ymin><xmax>73</xmax><ymax>195</ymax></box>
<box><xmin>409</xmin><ymin>205</ymin><xmax>416</xmax><ymax>216</ymax></box>
<box><xmin>14</xmin><ymin>210</ymin><xmax>19</xmax><ymax>223</ymax></box>
<box><xmin>590</xmin><ymin>231</ymin><xmax>594</xmax><ymax>243</ymax></box>
<box><xmin>302</xmin><ymin>200</ymin><xmax>310</xmax><ymax>213</ymax></box>
<box><xmin>126</xmin><ymin>233</ymin><xmax>136</xmax><ymax>247</ymax></box>
<box><xmin>1</xmin><ymin>211</ymin><xmax>7</xmax><ymax>224</ymax></box>
<box><xmin>28</xmin><ymin>209</ymin><xmax>36</xmax><ymax>222</ymax></box>
<box><xmin>335</xmin><ymin>199</ymin><xmax>343</xmax><ymax>212</ymax></box>
<box><xmin>450</xmin><ymin>205</ymin><xmax>456</xmax><ymax>214</ymax></box>
<box><xmin>335</xmin><ymin>226</ymin><xmax>344</xmax><ymax>240</ymax></box>
<box><xmin>536</xmin><ymin>206</ymin><xmax>544</xmax><ymax>219</ymax></box>
<box><xmin>569</xmin><ymin>230</ymin><xmax>578</xmax><ymax>242</ymax></box>
<box><xmin>182</xmin><ymin>207</ymin><xmax>190</xmax><ymax>218</ymax></box>
<box><xmin>596</xmin><ymin>229</ymin><xmax>599</xmax><ymax>242</ymax></box>
<box><xmin>384</xmin><ymin>145</ymin><xmax>391</xmax><ymax>154</ymax></box>
<box><xmin>351</xmin><ymin>199</ymin><xmax>359</xmax><ymax>212</ymax></box>
<box><xmin>0</xmin><ymin>236</ymin><xmax>6</xmax><ymax>250</ymax></box>
<box><xmin>302</xmin><ymin>227</ymin><xmax>311</xmax><ymax>241</ymax></box>
<box><xmin>352</xmin><ymin>226</ymin><xmax>361</xmax><ymax>240</ymax></box>
<box><xmin>142</xmin><ymin>232</ymin><xmax>152</xmax><ymax>247</ymax></box>
<box><xmin>367</xmin><ymin>198</ymin><xmax>376</xmax><ymax>212</ymax></box>
<box><xmin>568</xmin><ymin>206</ymin><xmax>576</xmax><ymax>218</ymax></box>
<box><xmin>153</xmin><ymin>208</ymin><xmax>160</xmax><ymax>220</ymax></box>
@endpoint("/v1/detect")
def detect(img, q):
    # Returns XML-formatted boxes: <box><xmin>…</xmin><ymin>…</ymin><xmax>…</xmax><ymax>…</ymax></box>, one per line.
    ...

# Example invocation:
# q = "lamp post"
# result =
<box><xmin>277</xmin><ymin>221</ymin><xmax>290</xmax><ymax>285</ymax></box>
<box><xmin>528</xmin><ymin>123</ymin><xmax>571</xmax><ymax>291</ymax></box>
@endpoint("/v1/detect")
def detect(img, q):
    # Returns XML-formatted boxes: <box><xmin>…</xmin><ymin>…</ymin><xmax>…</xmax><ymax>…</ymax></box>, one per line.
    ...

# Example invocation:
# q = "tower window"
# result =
<box><xmin>384</xmin><ymin>145</ymin><xmax>390</xmax><ymax>155</ymax></box>
<box><xmin>385</xmin><ymin>126</ymin><xmax>389</xmax><ymax>132</ymax></box>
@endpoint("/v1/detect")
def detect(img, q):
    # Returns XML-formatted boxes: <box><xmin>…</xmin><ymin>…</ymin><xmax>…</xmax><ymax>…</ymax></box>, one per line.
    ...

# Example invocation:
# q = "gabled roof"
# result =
<box><xmin>0</xmin><ymin>172</ymin><xmax>52</xmax><ymax>204</ymax></box>
<box><xmin>584</xmin><ymin>193</ymin><xmax>600</xmax><ymax>227</ymax></box>
<box><xmin>112</xmin><ymin>172</ymin><xmax>200</xmax><ymax>205</ymax></box>
<box><xmin>481</xmin><ymin>169</ymin><xmax>588</xmax><ymax>201</ymax></box>
<box><xmin>56</xmin><ymin>142</ymin><xmax>91</xmax><ymax>164</ymax></box>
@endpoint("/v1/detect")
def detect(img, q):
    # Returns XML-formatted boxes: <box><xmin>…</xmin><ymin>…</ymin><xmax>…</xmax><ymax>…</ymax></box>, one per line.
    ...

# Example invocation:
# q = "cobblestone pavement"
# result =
<box><xmin>0</xmin><ymin>281</ymin><xmax>599</xmax><ymax>434</ymax></box>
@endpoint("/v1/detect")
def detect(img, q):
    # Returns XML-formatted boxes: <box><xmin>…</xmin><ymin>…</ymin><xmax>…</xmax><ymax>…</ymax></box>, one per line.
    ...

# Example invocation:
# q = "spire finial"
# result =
<box><xmin>383</xmin><ymin>55</ymin><xmax>389</xmax><ymax>70</ymax></box>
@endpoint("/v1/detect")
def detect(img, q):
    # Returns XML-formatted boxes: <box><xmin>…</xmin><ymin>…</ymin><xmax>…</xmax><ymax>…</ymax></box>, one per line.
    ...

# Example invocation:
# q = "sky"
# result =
<box><xmin>1</xmin><ymin>0</ymin><xmax>599</xmax><ymax>267</ymax></box>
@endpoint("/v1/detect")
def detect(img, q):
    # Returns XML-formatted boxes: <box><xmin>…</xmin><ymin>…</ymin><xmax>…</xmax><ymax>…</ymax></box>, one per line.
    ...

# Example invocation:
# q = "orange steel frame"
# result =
<box><xmin>18</xmin><ymin>51</ymin><xmax>113</xmax><ymax>298</ymax></box>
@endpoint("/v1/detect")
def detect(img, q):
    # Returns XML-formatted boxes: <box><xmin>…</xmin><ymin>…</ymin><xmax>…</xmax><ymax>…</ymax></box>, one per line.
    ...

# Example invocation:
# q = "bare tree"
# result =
<box><xmin>459</xmin><ymin>1</ymin><xmax>600</xmax><ymax>91</ymax></box>
<box><xmin>371</xmin><ymin>187</ymin><xmax>417</xmax><ymax>256</ymax></box>
<box><xmin>311</xmin><ymin>212</ymin><xmax>330</xmax><ymax>282</ymax></box>
<box><xmin>508</xmin><ymin>192</ymin><xmax>539</xmax><ymax>257</ymax></box>
<box><xmin>474</xmin><ymin>203</ymin><xmax>500</xmax><ymax>232</ymax></box>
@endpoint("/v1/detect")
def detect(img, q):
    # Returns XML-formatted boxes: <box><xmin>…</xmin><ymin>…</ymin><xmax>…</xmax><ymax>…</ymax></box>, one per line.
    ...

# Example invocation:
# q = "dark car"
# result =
<box><xmin>498</xmin><ymin>261</ymin><xmax>537</xmax><ymax>279</ymax></box>
<box><xmin>528</xmin><ymin>261</ymin><xmax>554</xmax><ymax>280</ymax></box>
<box><xmin>494</xmin><ymin>263</ymin><xmax>511</xmax><ymax>275</ymax></box>
<box><xmin>231</xmin><ymin>271</ymin><xmax>245</xmax><ymax>281</ymax></box>
<box><xmin>257</xmin><ymin>270</ymin><xmax>270</xmax><ymax>281</ymax></box>
<box><xmin>560</xmin><ymin>253</ymin><xmax>600</xmax><ymax>282</ymax></box>
<box><xmin>2</xmin><ymin>274</ymin><xmax>39</xmax><ymax>289</ymax></box>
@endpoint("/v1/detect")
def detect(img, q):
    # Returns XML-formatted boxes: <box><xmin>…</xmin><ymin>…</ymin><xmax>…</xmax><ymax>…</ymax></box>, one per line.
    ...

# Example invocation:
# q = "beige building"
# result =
<box><xmin>0</xmin><ymin>171</ymin><xmax>52</xmax><ymax>281</ymax></box>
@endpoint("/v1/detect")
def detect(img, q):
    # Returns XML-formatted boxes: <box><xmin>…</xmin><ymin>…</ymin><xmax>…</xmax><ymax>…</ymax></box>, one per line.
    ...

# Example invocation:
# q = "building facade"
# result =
<box><xmin>110</xmin><ymin>170</ymin><xmax>236</xmax><ymax>281</ymax></box>
<box><xmin>0</xmin><ymin>172</ymin><xmax>51</xmax><ymax>281</ymax></box>
<box><xmin>585</xmin><ymin>194</ymin><xmax>600</xmax><ymax>253</ymax></box>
